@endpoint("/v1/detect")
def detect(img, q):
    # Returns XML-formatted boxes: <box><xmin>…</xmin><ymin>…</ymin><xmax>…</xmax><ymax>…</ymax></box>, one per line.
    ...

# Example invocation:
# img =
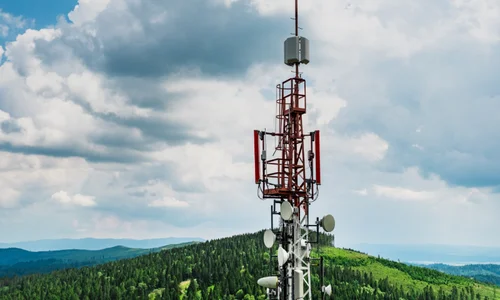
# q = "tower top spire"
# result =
<box><xmin>284</xmin><ymin>0</ymin><xmax>309</xmax><ymax>77</ymax></box>
<box><xmin>294</xmin><ymin>0</ymin><xmax>299</xmax><ymax>37</ymax></box>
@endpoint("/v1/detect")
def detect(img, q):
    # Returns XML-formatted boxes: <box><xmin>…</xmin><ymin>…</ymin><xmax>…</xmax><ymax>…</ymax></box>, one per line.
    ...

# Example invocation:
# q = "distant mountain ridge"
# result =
<box><xmin>0</xmin><ymin>245</ymin><xmax>152</xmax><ymax>266</ymax></box>
<box><xmin>410</xmin><ymin>263</ymin><xmax>500</xmax><ymax>286</ymax></box>
<box><xmin>0</xmin><ymin>242</ymin><xmax>199</xmax><ymax>277</ymax></box>
<box><xmin>353</xmin><ymin>243</ymin><xmax>500</xmax><ymax>265</ymax></box>
<box><xmin>0</xmin><ymin>237</ymin><xmax>205</xmax><ymax>251</ymax></box>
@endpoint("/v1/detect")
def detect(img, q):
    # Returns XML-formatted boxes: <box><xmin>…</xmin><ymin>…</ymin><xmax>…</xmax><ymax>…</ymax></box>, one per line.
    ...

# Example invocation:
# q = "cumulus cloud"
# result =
<box><xmin>343</xmin><ymin>133</ymin><xmax>389</xmax><ymax>162</ymax></box>
<box><xmin>280</xmin><ymin>0</ymin><xmax>500</xmax><ymax>189</ymax></box>
<box><xmin>36</xmin><ymin>0</ymin><xmax>288</xmax><ymax>79</ymax></box>
<box><xmin>0</xmin><ymin>0</ymin><xmax>499</xmax><ymax>246</ymax></box>
<box><xmin>68</xmin><ymin>0</ymin><xmax>111</xmax><ymax>26</ymax></box>
<box><xmin>328</xmin><ymin>166</ymin><xmax>498</xmax><ymax>246</ymax></box>
<box><xmin>0</xmin><ymin>151</ymin><xmax>91</xmax><ymax>217</ymax></box>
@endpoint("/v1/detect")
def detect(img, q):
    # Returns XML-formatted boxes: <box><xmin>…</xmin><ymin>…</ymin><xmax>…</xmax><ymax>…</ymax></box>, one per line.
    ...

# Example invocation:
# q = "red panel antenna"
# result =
<box><xmin>315</xmin><ymin>130</ymin><xmax>321</xmax><ymax>185</ymax></box>
<box><xmin>253</xmin><ymin>130</ymin><xmax>260</xmax><ymax>184</ymax></box>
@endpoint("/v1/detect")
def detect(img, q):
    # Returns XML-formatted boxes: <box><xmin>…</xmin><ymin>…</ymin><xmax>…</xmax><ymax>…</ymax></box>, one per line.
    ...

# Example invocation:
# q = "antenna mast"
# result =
<box><xmin>294</xmin><ymin>0</ymin><xmax>299</xmax><ymax>78</ymax></box>
<box><xmin>254</xmin><ymin>0</ymin><xmax>335</xmax><ymax>299</ymax></box>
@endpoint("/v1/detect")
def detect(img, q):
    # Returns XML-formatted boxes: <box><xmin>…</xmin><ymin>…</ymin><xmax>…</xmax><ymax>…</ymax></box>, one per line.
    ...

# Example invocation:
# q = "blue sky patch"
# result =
<box><xmin>0</xmin><ymin>0</ymin><xmax>76</xmax><ymax>28</ymax></box>
<box><xmin>0</xmin><ymin>0</ymin><xmax>76</xmax><ymax>47</ymax></box>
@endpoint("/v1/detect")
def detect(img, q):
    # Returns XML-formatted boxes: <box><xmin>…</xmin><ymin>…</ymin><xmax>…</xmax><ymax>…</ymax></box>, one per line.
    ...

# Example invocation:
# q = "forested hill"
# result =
<box><xmin>0</xmin><ymin>242</ymin><xmax>196</xmax><ymax>278</ymax></box>
<box><xmin>420</xmin><ymin>263</ymin><xmax>500</xmax><ymax>286</ymax></box>
<box><xmin>0</xmin><ymin>231</ymin><xmax>498</xmax><ymax>300</ymax></box>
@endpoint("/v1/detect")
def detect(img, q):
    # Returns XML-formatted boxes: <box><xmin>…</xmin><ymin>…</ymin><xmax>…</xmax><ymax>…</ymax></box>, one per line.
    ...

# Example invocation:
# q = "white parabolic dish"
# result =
<box><xmin>277</xmin><ymin>245</ymin><xmax>289</xmax><ymax>267</ymax></box>
<box><xmin>263</xmin><ymin>229</ymin><xmax>276</xmax><ymax>249</ymax></box>
<box><xmin>321</xmin><ymin>214</ymin><xmax>335</xmax><ymax>232</ymax></box>
<box><xmin>280</xmin><ymin>201</ymin><xmax>293</xmax><ymax>221</ymax></box>
<box><xmin>322</xmin><ymin>284</ymin><xmax>332</xmax><ymax>296</ymax></box>
<box><xmin>257</xmin><ymin>276</ymin><xmax>279</xmax><ymax>289</ymax></box>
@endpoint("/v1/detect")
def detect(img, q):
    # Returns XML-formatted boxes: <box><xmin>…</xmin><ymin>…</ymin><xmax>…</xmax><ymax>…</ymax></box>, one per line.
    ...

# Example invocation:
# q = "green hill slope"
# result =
<box><xmin>416</xmin><ymin>263</ymin><xmax>500</xmax><ymax>286</ymax></box>
<box><xmin>0</xmin><ymin>242</ymin><xmax>196</xmax><ymax>277</ymax></box>
<box><xmin>319</xmin><ymin>247</ymin><xmax>499</xmax><ymax>299</ymax></box>
<box><xmin>0</xmin><ymin>231</ymin><xmax>498</xmax><ymax>299</ymax></box>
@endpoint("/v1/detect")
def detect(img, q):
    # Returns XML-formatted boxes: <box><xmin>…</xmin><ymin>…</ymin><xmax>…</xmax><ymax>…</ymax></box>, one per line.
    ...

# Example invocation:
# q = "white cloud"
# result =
<box><xmin>452</xmin><ymin>0</ymin><xmax>500</xmax><ymax>43</ymax></box>
<box><xmin>330</xmin><ymin>166</ymin><xmax>500</xmax><ymax>246</ymax></box>
<box><xmin>92</xmin><ymin>215</ymin><xmax>122</xmax><ymax>231</ymax></box>
<box><xmin>66</xmin><ymin>71</ymin><xmax>152</xmax><ymax>117</ymax></box>
<box><xmin>0</xmin><ymin>152</ymin><xmax>92</xmax><ymax>215</ymax></box>
<box><xmin>148</xmin><ymin>197</ymin><xmax>189</xmax><ymax>208</ymax></box>
<box><xmin>0</xmin><ymin>9</ymin><xmax>30</xmax><ymax>29</ymax></box>
<box><xmin>51</xmin><ymin>191</ymin><xmax>97</xmax><ymax>207</ymax></box>
<box><xmin>354</xmin><ymin>167</ymin><xmax>494</xmax><ymax>206</ymax></box>
<box><xmin>349</xmin><ymin>133</ymin><xmax>389</xmax><ymax>162</ymax></box>
<box><xmin>373</xmin><ymin>185</ymin><xmax>434</xmax><ymax>201</ymax></box>
<box><xmin>0</xmin><ymin>186</ymin><xmax>20</xmax><ymax>208</ymax></box>
<box><xmin>353</xmin><ymin>188</ymin><xmax>368</xmax><ymax>196</ymax></box>
<box><xmin>0</xmin><ymin>9</ymin><xmax>34</xmax><ymax>44</ymax></box>
<box><xmin>318</xmin><ymin>132</ymin><xmax>389</xmax><ymax>164</ymax></box>
<box><xmin>4</xmin><ymin>28</ymin><xmax>62</xmax><ymax>76</ymax></box>
<box><xmin>0</xmin><ymin>25</ymin><xmax>7</xmax><ymax>37</ymax></box>
<box><xmin>67</xmin><ymin>0</ymin><xmax>112</xmax><ymax>26</ymax></box>
<box><xmin>0</xmin><ymin>0</ymin><xmax>498</xmax><ymax>247</ymax></box>
<box><xmin>305</xmin><ymin>85</ymin><xmax>347</xmax><ymax>127</ymax></box>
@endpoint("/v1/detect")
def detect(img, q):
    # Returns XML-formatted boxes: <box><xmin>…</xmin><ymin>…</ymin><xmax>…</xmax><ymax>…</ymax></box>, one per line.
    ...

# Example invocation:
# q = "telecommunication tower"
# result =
<box><xmin>253</xmin><ymin>0</ymin><xmax>335</xmax><ymax>299</ymax></box>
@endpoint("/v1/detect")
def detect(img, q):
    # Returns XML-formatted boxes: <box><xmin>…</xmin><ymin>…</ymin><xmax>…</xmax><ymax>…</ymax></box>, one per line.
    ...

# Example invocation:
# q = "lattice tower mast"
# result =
<box><xmin>253</xmin><ymin>0</ymin><xmax>334</xmax><ymax>299</ymax></box>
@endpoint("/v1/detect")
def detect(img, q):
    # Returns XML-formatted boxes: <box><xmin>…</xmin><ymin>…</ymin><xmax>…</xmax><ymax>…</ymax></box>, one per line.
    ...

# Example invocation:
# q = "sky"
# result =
<box><xmin>0</xmin><ymin>0</ymin><xmax>499</xmax><ymax>248</ymax></box>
